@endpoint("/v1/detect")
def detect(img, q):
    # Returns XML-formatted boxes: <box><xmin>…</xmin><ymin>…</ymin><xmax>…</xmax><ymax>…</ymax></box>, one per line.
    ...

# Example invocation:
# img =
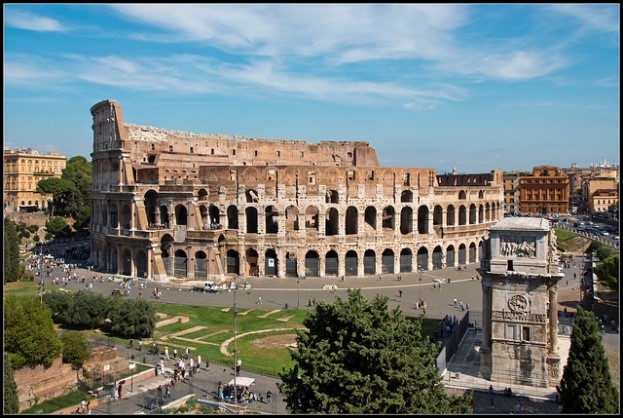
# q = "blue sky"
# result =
<box><xmin>4</xmin><ymin>4</ymin><xmax>620</xmax><ymax>173</ymax></box>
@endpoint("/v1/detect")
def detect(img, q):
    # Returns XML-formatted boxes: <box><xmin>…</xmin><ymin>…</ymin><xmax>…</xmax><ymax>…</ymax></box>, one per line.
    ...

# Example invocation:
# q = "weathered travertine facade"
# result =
<box><xmin>89</xmin><ymin>99</ymin><xmax>505</xmax><ymax>282</ymax></box>
<box><xmin>479</xmin><ymin>217</ymin><xmax>564</xmax><ymax>387</ymax></box>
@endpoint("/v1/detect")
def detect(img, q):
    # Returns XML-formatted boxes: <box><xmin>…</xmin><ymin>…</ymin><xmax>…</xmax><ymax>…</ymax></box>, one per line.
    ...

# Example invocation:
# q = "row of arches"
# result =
<box><xmin>140</xmin><ymin>241</ymin><xmax>484</xmax><ymax>279</ymax></box>
<box><xmin>95</xmin><ymin>192</ymin><xmax>502</xmax><ymax>236</ymax></box>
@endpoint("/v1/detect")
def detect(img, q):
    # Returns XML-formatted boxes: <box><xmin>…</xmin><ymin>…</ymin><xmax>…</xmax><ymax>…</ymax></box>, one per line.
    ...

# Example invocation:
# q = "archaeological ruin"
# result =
<box><xmin>479</xmin><ymin>217</ymin><xmax>564</xmax><ymax>387</ymax></box>
<box><xmin>89</xmin><ymin>99</ymin><xmax>505</xmax><ymax>283</ymax></box>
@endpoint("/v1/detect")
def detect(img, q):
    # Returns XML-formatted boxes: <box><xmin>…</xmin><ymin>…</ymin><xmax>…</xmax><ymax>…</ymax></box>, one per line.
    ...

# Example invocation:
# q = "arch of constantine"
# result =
<box><xmin>89</xmin><ymin>99</ymin><xmax>505</xmax><ymax>283</ymax></box>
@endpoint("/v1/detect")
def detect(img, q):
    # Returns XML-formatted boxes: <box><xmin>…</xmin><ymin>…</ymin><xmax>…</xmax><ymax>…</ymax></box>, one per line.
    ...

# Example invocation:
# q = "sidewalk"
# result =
<box><xmin>87</xmin><ymin>345</ymin><xmax>286</xmax><ymax>415</ymax></box>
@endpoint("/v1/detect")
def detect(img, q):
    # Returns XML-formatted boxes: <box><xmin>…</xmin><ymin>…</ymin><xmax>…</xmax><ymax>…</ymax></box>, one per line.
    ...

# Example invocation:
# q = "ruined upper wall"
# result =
<box><xmin>91</xmin><ymin>99</ymin><xmax>378</xmax><ymax>167</ymax></box>
<box><xmin>124</xmin><ymin>123</ymin><xmax>379</xmax><ymax>168</ymax></box>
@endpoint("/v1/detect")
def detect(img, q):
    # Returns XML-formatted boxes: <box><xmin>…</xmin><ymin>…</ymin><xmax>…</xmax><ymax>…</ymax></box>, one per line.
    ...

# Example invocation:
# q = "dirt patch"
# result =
<box><xmin>252</xmin><ymin>334</ymin><xmax>297</xmax><ymax>349</ymax></box>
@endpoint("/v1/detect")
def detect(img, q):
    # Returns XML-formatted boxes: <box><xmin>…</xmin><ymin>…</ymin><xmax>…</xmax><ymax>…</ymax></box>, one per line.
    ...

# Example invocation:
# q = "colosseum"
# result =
<box><xmin>90</xmin><ymin>99</ymin><xmax>504</xmax><ymax>283</ymax></box>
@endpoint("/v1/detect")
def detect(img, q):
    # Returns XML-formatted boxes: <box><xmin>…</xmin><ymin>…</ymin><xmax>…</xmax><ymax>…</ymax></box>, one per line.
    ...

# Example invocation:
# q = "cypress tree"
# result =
<box><xmin>4</xmin><ymin>353</ymin><xmax>19</xmax><ymax>414</ymax></box>
<box><xmin>3</xmin><ymin>217</ymin><xmax>20</xmax><ymax>283</ymax></box>
<box><xmin>558</xmin><ymin>306</ymin><xmax>619</xmax><ymax>413</ymax></box>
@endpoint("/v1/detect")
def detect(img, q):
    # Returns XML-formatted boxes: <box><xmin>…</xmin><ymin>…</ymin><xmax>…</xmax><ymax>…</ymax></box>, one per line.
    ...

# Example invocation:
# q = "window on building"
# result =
<box><xmin>300</xmin><ymin>151</ymin><xmax>304</xmax><ymax>158</ymax></box>
<box><xmin>190</xmin><ymin>147</ymin><xmax>194</xmax><ymax>153</ymax></box>
<box><xmin>276</xmin><ymin>151</ymin><xmax>281</xmax><ymax>157</ymax></box>
<box><xmin>254</xmin><ymin>150</ymin><xmax>258</xmax><ymax>157</ymax></box>
<box><xmin>211</xmin><ymin>149</ymin><xmax>215</xmax><ymax>155</ymax></box>
<box><xmin>522</xmin><ymin>326</ymin><xmax>530</xmax><ymax>341</ymax></box>
<box><xmin>232</xmin><ymin>149</ymin><xmax>236</xmax><ymax>156</ymax></box>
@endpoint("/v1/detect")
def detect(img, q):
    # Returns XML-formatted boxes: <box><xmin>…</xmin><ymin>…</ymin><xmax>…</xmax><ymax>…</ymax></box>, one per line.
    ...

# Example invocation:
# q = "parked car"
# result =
<box><xmin>193</xmin><ymin>282</ymin><xmax>219</xmax><ymax>293</ymax></box>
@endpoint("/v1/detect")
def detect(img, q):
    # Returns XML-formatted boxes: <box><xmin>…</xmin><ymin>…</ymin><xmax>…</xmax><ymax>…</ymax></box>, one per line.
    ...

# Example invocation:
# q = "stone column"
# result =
<box><xmin>480</xmin><ymin>280</ymin><xmax>492</xmax><ymax>379</ymax></box>
<box><xmin>548</xmin><ymin>287</ymin><xmax>559</xmax><ymax>353</ymax></box>
<box><xmin>147</xmin><ymin>247</ymin><xmax>152</xmax><ymax>280</ymax></box>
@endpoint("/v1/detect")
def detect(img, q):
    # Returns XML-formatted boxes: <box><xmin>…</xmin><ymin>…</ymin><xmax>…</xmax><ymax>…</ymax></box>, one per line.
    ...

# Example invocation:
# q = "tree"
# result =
<box><xmin>278</xmin><ymin>289</ymin><xmax>471</xmax><ymax>414</ymax></box>
<box><xmin>4</xmin><ymin>296</ymin><xmax>63</xmax><ymax>369</ymax></box>
<box><xmin>65</xmin><ymin>291</ymin><xmax>108</xmax><ymax>329</ymax></box>
<box><xmin>3</xmin><ymin>218</ymin><xmax>20</xmax><ymax>283</ymax></box>
<box><xmin>558</xmin><ymin>306</ymin><xmax>619</xmax><ymax>413</ymax></box>
<box><xmin>42</xmin><ymin>291</ymin><xmax>74</xmax><ymax>324</ymax></box>
<box><xmin>60</xmin><ymin>331</ymin><xmax>92</xmax><ymax>369</ymax></box>
<box><xmin>4</xmin><ymin>352</ymin><xmax>19</xmax><ymax>415</ymax></box>
<box><xmin>45</xmin><ymin>216</ymin><xmax>71</xmax><ymax>238</ymax></box>
<box><xmin>36</xmin><ymin>177</ymin><xmax>77</xmax><ymax>216</ymax></box>
<box><xmin>4</xmin><ymin>353</ymin><xmax>19</xmax><ymax>414</ymax></box>
<box><xmin>593</xmin><ymin>254</ymin><xmax>619</xmax><ymax>291</ymax></box>
<box><xmin>107</xmin><ymin>298</ymin><xmax>157</xmax><ymax>338</ymax></box>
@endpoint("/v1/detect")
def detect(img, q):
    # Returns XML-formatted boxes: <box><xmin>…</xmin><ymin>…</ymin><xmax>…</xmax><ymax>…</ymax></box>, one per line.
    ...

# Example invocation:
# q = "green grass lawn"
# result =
<box><xmin>554</xmin><ymin>227</ymin><xmax>592</xmax><ymax>253</ymax></box>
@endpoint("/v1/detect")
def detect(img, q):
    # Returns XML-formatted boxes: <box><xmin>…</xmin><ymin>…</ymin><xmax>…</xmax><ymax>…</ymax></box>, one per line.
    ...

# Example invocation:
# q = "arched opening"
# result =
<box><xmin>227</xmin><ymin>250</ymin><xmax>240</xmax><ymax>275</ymax></box>
<box><xmin>285</xmin><ymin>206</ymin><xmax>300</xmax><ymax>232</ymax></box>
<box><xmin>469</xmin><ymin>242</ymin><xmax>477</xmax><ymax>263</ymax></box>
<box><xmin>400</xmin><ymin>190</ymin><xmax>413</xmax><ymax>202</ymax></box>
<box><xmin>345</xmin><ymin>250</ymin><xmax>358</xmax><ymax>276</ymax></box>
<box><xmin>195</xmin><ymin>251</ymin><xmax>207</xmax><ymax>279</ymax></box>
<box><xmin>345</xmin><ymin>206</ymin><xmax>358</xmax><ymax>235</ymax></box>
<box><xmin>265</xmin><ymin>249</ymin><xmax>278</xmax><ymax>276</ymax></box>
<box><xmin>382</xmin><ymin>249</ymin><xmax>394</xmax><ymax>274</ymax></box>
<box><xmin>266</xmin><ymin>206</ymin><xmax>278</xmax><ymax>234</ymax></box>
<box><xmin>458</xmin><ymin>244</ymin><xmax>467</xmax><ymax>265</ymax></box>
<box><xmin>285</xmin><ymin>252</ymin><xmax>298</xmax><ymax>277</ymax></box>
<box><xmin>469</xmin><ymin>204</ymin><xmax>477</xmax><ymax>225</ymax></box>
<box><xmin>478</xmin><ymin>204</ymin><xmax>484</xmax><ymax>224</ymax></box>
<box><xmin>246</xmin><ymin>249</ymin><xmax>259</xmax><ymax>277</ymax></box>
<box><xmin>175</xmin><ymin>205</ymin><xmax>188</xmax><ymax>226</ymax></box>
<box><xmin>305</xmin><ymin>251</ymin><xmax>320</xmax><ymax>277</ymax></box>
<box><xmin>174</xmin><ymin>250</ymin><xmax>187</xmax><ymax>278</ymax></box>
<box><xmin>417</xmin><ymin>247</ymin><xmax>428</xmax><ymax>271</ymax></box>
<box><xmin>432</xmin><ymin>246</ymin><xmax>443</xmax><ymax>269</ymax></box>
<box><xmin>458</xmin><ymin>190</ymin><xmax>467</xmax><ymax>200</ymax></box>
<box><xmin>121</xmin><ymin>249</ymin><xmax>132</xmax><ymax>276</ymax></box>
<box><xmin>326</xmin><ymin>208</ymin><xmax>339</xmax><ymax>236</ymax></box>
<box><xmin>136</xmin><ymin>250</ymin><xmax>147</xmax><ymax>279</ymax></box>
<box><xmin>198</xmin><ymin>189</ymin><xmax>208</xmax><ymax>201</ymax></box>
<box><xmin>144</xmin><ymin>190</ymin><xmax>158</xmax><ymax>226</ymax></box>
<box><xmin>305</xmin><ymin>206</ymin><xmax>319</xmax><ymax>230</ymax></box>
<box><xmin>159</xmin><ymin>205</ymin><xmax>169</xmax><ymax>227</ymax></box>
<box><xmin>246</xmin><ymin>207</ymin><xmax>258</xmax><ymax>233</ymax></box>
<box><xmin>325</xmin><ymin>250</ymin><xmax>339</xmax><ymax>276</ymax></box>
<box><xmin>120</xmin><ymin>205</ymin><xmax>132</xmax><ymax>229</ymax></box>
<box><xmin>363</xmin><ymin>249</ymin><xmax>376</xmax><ymax>275</ymax></box>
<box><xmin>161</xmin><ymin>235</ymin><xmax>174</xmax><ymax>276</ymax></box>
<box><xmin>400</xmin><ymin>207</ymin><xmax>413</xmax><ymax>234</ymax></box>
<box><xmin>447</xmin><ymin>205</ymin><xmax>456</xmax><ymax>226</ymax></box>
<box><xmin>459</xmin><ymin>205</ymin><xmax>467</xmax><ymax>225</ymax></box>
<box><xmin>227</xmin><ymin>205</ymin><xmax>239</xmax><ymax>229</ymax></box>
<box><xmin>446</xmin><ymin>245</ymin><xmax>455</xmax><ymax>267</ymax></box>
<box><xmin>433</xmin><ymin>205</ymin><xmax>443</xmax><ymax>226</ymax></box>
<box><xmin>245</xmin><ymin>189</ymin><xmax>258</xmax><ymax>203</ymax></box>
<box><xmin>326</xmin><ymin>189</ymin><xmax>339</xmax><ymax>204</ymax></box>
<box><xmin>417</xmin><ymin>206</ymin><xmax>429</xmax><ymax>234</ymax></box>
<box><xmin>382</xmin><ymin>206</ymin><xmax>395</xmax><ymax>230</ymax></box>
<box><xmin>364</xmin><ymin>206</ymin><xmax>377</xmax><ymax>230</ymax></box>
<box><xmin>400</xmin><ymin>248</ymin><xmax>413</xmax><ymax>272</ymax></box>
<box><xmin>209</xmin><ymin>205</ymin><xmax>221</xmax><ymax>227</ymax></box>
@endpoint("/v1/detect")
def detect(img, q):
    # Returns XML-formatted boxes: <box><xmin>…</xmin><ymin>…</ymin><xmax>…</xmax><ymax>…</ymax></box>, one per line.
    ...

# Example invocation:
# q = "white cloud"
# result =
<box><xmin>5</xmin><ymin>10</ymin><xmax>65</xmax><ymax>32</ymax></box>
<box><xmin>3</xmin><ymin>61</ymin><xmax>65</xmax><ymax>85</ymax></box>
<box><xmin>548</xmin><ymin>4</ymin><xmax>619</xmax><ymax>33</ymax></box>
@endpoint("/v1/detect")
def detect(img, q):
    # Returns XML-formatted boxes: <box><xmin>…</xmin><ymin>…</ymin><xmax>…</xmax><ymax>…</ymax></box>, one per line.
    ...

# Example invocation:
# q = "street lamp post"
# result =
<box><xmin>297</xmin><ymin>279</ymin><xmax>300</xmax><ymax>309</ymax></box>
<box><xmin>418</xmin><ymin>265</ymin><xmax>423</xmax><ymax>307</ymax></box>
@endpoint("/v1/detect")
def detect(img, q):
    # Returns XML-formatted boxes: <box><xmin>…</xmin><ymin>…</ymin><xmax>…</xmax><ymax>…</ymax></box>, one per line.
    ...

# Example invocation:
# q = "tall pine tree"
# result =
<box><xmin>278</xmin><ymin>289</ymin><xmax>471</xmax><ymax>414</ymax></box>
<box><xmin>3</xmin><ymin>217</ymin><xmax>21</xmax><ymax>283</ymax></box>
<box><xmin>558</xmin><ymin>306</ymin><xmax>619</xmax><ymax>413</ymax></box>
